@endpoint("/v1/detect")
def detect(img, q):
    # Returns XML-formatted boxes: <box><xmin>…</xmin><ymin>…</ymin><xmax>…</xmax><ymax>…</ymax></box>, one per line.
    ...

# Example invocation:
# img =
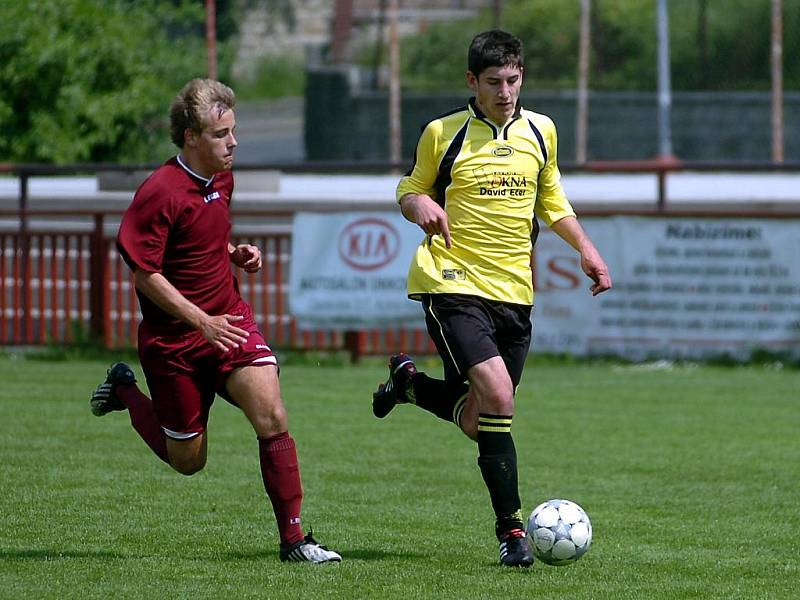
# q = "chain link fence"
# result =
<box><xmin>307</xmin><ymin>0</ymin><xmax>798</xmax><ymax>162</ymax></box>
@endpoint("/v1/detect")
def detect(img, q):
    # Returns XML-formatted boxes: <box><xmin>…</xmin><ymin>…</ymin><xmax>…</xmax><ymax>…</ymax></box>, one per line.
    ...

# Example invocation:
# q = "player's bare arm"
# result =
<box><xmin>228</xmin><ymin>243</ymin><xmax>262</xmax><ymax>273</ymax></box>
<box><xmin>399</xmin><ymin>192</ymin><xmax>452</xmax><ymax>248</ymax></box>
<box><xmin>549</xmin><ymin>216</ymin><xmax>612</xmax><ymax>296</ymax></box>
<box><xmin>133</xmin><ymin>269</ymin><xmax>249</xmax><ymax>352</ymax></box>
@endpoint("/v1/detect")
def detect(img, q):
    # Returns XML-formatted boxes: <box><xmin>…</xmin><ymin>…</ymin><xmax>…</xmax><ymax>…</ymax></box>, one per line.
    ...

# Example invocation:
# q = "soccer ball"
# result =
<box><xmin>527</xmin><ymin>499</ymin><xmax>592</xmax><ymax>566</ymax></box>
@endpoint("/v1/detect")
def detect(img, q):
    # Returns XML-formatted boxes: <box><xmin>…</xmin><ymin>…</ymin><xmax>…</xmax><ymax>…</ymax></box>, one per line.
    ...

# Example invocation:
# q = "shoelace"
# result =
<box><xmin>304</xmin><ymin>529</ymin><xmax>332</xmax><ymax>551</ymax></box>
<box><xmin>504</xmin><ymin>528</ymin><xmax>527</xmax><ymax>540</ymax></box>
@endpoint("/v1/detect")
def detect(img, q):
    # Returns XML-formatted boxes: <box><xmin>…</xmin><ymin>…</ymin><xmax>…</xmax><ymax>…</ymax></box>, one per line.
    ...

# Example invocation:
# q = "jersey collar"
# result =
<box><xmin>468</xmin><ymin>97</ymin><xmax>522</xmax><ymax>139</ymax></box>
<box><xmin>468</xmin><ymin>97</ymin><xmax>522</xmax><ymax>121</ymax></box>
<box><xmin>176</xmin><ymin>154</ymin><xmax>215</xmax><ymax>187</ymax></box>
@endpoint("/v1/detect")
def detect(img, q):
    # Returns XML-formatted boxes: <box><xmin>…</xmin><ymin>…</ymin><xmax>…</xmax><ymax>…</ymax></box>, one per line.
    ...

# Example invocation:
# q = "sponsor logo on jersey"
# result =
<box><xmin>442</xmin><ymin>269</ymin><xmax>466</xmax><ymax>280</ymax></box>
<box><xmin>204</xmin><ymin>191</ymin><xmax>221</xmax><ymax>203</ymax></box>
<box><xmin>472</xmin><ymin>166</ymin><xmax>530</xmax><ymax>197</ymax></box>
<box><xmin>492</xmin><ymin>146</ymin><xmax>514</xmax><ymax>157</ymax></box>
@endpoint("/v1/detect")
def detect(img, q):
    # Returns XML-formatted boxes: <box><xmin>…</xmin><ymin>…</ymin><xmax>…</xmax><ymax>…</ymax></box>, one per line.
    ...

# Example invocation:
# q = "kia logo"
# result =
<box><xmin>338</xmin><ymin>218</ymin><xmax>400</xmax><ymax>271</ymax></box>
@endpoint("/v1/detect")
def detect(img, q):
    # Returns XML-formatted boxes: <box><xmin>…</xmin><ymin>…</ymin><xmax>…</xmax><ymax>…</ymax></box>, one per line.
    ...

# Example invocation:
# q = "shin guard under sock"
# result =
<box><xmin>116</xmin><ymin>384</ymin><xmax>169</xmax><ymax>464</ymax></box>
<box><xmin>258</xmin><ymin>432</ymin><xmax>304</xmax><ymax>546</ymax></box>
<box><xmin>476</xmin><ymin>414</ymin><xmax>524</xmax><ymax>536</ymax></box>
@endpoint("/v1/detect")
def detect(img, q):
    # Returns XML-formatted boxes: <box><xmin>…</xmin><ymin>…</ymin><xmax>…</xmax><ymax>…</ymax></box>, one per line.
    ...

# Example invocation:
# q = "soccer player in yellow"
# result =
<box><xmin>372</xmin><ymin>30</ymin><xmax>612</xmax><ymax>567</ymax></box>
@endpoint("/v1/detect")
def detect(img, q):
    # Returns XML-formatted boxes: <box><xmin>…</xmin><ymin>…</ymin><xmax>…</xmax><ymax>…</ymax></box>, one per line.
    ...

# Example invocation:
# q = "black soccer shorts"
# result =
<box><xmin>422</xmin><ymin>293</ymin><xmax>532</xmax><ymax>388</ymax></box>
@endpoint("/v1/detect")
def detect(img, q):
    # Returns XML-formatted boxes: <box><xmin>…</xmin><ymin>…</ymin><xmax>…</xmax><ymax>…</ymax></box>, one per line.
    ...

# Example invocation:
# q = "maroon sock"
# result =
<box><xmin>116</xmin><ymin>384</ymin><xmax>169</xmax><ymax>464</ymax></box>
<box><xmin>258</xmin><ymin>432</ymin><xmax>304</xmax><ymax>546</ymax></box>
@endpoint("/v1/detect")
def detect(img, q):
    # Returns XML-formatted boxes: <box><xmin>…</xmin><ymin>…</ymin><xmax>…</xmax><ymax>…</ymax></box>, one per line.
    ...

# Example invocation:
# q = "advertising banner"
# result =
<box><xmin>533</xmin><ymin>217</ymin><xmax>800</xmax><ymax>359</ymax></box>
<box><xmin>290</xmin><ymin>212</ymin><xmax>799</xmax><ymax>358</ymax></box>
<box><xmin>289</xmin><ymin>212</ymin><xmax>424</xmax><ymax>328</ymax></box>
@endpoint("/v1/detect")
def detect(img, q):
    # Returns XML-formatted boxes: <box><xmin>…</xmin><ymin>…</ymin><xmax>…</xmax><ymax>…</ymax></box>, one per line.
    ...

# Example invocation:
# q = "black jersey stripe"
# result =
<box><xmin>432</xmin><ymin>117</ymin><xmax>470</xmax><ymax>208</ymax></box>
<box><xmin>468</xmin><ymin>97</ymin><xmax>500</xmax><ymax>138</ymax></box>
<box><xmin>527</xmin><ymin>119</ymin><xmax>546</xmax><ymax>247</ymax></box>
<box><xmin>531</xmin><ymin>215</ymin><xmax>541</xmax><ymax>247</ymax></box>
<box><xmin>405</xmin><ymin>106</ymin><xmax>467</xmax><ymax>177</ymax></box>
<box><xmin>527</xmin><ymin>119</ymin><xmax>548</xmax><ymax>164</ymax></box>
<box><xmin>404</xmin><ymin>145</ymin><xmax>418</xmax><ymax>177</ymax></box>
<box><xmin>406</xmin><ymin>106</ymin><xmax>469</xmax><ymax>176</ymax></box>
<box><xmin>421</xmin><ymin>105</ymin><xmax>468</xmax><ymax>132</ymax></box>
<box><xmin>502</xmin><ymin>116</ymin><xmax>520</xmax><ymax>140</ymax></box>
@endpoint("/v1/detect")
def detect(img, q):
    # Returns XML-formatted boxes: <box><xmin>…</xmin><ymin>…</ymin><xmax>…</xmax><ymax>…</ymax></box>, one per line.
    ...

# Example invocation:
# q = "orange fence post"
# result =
<box><xmin>89</xmin><ymin>213</ymin><xmax>108</xmax><ymax>344</ymax></box>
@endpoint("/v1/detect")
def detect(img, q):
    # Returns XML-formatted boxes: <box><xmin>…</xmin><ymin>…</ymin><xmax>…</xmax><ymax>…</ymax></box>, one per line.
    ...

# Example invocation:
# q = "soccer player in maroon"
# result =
<box><xmin>89</xmin><ymin>78</ymin><xmax>341</xmax><ymax>564</ymax></box>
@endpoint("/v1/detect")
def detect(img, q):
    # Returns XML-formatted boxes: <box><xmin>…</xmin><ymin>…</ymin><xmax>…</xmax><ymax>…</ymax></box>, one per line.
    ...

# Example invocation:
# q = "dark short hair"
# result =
<box><xmin>169</xmin><ymin>78</ymin><xmax>236</xmax><ymax>148</ymax></box>
<box><xmin>468</xmin><ymin>30</ymin><xmax>524</xmax><ymax>77</ymax></box>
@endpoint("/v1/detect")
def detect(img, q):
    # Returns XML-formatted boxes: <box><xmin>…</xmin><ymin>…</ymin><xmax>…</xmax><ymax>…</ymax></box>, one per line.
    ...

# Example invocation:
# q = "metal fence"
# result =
<box><xmin>0</xmin><ymin>207</ymin><xmax>436</xmax><ymax>358</ymax></box>
<box><xmin>2</xmin><ymin>160</ymin><xmax>799</xmax><ymax>357</ymax></box>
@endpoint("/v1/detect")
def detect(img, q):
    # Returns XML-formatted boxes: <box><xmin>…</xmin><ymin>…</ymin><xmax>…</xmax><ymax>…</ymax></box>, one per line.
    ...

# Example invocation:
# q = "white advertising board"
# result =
<box><xmin>290</xmin><ymin>212</ymin><xmax>800</xmax><ymax>359</ymax></box>
<box><xmin>533</xmin><ymin>217</ymin><xmax>800</xmax><ymax>359</ymax></box>
<box><xmin>289</xmin><ymin>212</ymin><xmax>424</xmax><ymax>328</ymax></box>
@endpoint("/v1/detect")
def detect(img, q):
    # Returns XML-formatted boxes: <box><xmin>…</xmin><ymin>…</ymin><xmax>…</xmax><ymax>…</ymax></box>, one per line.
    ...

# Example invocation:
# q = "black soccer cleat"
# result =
<box><xmin>90</xmin><ymin>362</ymin><xmax>136</xmax><ymax>416</ymax></box>
<box><xmin>372</xmin><ymin>353</ymin><xmax>417</xmax><ymax>418</ymax></box>
<box><xmin>279</xmin><ymin>530</ymin><xmax>342</xmax><ymax>564</ymax></box>
<box><xmin>499</xmin><ymin>528</ymin><xmax>534</xmax><ymax>567</ymax></box>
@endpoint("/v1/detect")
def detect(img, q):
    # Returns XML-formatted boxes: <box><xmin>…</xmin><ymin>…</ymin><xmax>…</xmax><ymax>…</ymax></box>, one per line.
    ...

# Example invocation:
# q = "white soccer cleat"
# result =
<box><xmin>279</xmin><ymin>531</ymin><xmax>341</xmax><ymax>564</ymax></box>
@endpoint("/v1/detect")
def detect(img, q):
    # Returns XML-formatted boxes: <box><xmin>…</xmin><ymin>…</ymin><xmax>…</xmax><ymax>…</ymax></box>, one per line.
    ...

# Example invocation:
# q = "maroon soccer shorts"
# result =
<box><xmin>137</xmin><ymin>298</ymin><xmax>277</xmax><ymax>438</ymax></box>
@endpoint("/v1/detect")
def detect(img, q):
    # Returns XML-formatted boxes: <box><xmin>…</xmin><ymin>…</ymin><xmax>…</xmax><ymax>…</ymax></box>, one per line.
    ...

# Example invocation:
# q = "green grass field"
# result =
<box><xmin>1</xmin><ymin>355</ymin><xmax>798</xmax><ymax>599</ymax></box>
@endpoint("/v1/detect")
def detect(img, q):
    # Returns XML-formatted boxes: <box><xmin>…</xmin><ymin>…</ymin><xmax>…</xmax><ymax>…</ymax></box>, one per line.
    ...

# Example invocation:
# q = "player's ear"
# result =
<box><xmin>184</xmin><ymin>128</ymin><xmax>199</xmax><ymax>148</ymax></box>
<box><xmin>466</xmin><ymin>70</ymin><xmax>478</xmax><ymax>92</ymax></box>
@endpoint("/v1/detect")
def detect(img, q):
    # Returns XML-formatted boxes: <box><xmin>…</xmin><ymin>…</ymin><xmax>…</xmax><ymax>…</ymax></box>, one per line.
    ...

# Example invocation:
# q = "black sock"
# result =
<box><xmin>476</xmin><ymin>414</ymin><xmax>524</xmax><ymax>538</ymax></box>
<box><xmin>411</xmin><ymin>372</ymin><xmax>469</xmax><ymax>424</ymax></box>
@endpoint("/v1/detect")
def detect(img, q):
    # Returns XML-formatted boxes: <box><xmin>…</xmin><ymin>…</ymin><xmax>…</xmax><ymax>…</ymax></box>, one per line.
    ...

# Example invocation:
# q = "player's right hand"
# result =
<box><xmin>200</xmin><ymin>314</ymin><xmax>250</xmax><ymax>353</ymax></box>
<box><xmin>401</xmin><ymin>194</ymin><xmax>452</xmax><ymax>248</ymax></box>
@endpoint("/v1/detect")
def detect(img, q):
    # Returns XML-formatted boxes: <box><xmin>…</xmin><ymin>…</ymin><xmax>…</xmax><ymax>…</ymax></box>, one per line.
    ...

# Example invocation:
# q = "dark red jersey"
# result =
<box><xmin>117</xmin><ymin>156</ymin><xmax>239</xmax><ymax>333</ymax></box>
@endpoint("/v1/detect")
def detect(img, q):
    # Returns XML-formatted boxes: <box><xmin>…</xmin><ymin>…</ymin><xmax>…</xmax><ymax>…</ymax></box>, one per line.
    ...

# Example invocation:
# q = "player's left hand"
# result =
<box><xmin>230</xmin><ymin>244</ymin><xmax>262</xmax><ymax>273</ymax></box>
<box><xmin>580</xmin><ymin>249</ymin><xmax>612</xmax><ymax>296</ymax></box>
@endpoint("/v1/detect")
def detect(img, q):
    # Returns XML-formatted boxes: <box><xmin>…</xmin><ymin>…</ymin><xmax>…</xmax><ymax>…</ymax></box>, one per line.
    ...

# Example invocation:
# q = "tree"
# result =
<box><xmin>398</xmin><ymin>0</ymin><xmax>800</xmax><ymax>92</ymax></box>
<box><xmin>0</xmin><ymin>0</ymin><xmax>208</xmax><ymax>163</ymax></box>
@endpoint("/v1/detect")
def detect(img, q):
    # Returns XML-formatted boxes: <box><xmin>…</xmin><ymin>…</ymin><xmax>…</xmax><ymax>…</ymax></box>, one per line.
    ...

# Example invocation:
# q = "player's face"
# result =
<box><xmin>467</xmin><ymin>64</ymin><xmax>523</xmax><ymax>126</ymax></box>
<box><xmin>188</xmin><ymin>107</ymin><xmax>237</xmax><ymax>176</ymax></box>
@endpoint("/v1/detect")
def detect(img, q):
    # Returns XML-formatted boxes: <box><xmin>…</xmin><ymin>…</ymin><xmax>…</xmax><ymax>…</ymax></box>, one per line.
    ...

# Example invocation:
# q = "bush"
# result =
<box><xmin>232</xmin><ymin>54</ymin><xmax>306</xmax><ymax>100</ymax></box>
<box><xmin>0</xmin><ymin>0</ymin><xmax>209</xmax><ymax>163</ymax></box>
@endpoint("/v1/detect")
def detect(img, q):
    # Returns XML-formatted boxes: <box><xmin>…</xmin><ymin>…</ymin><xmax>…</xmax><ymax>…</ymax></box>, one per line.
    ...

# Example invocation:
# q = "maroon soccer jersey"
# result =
<box><xmin>117</xmin><ymin>156</ymin><xmax>239</xmax><ymax>333</ymax></box>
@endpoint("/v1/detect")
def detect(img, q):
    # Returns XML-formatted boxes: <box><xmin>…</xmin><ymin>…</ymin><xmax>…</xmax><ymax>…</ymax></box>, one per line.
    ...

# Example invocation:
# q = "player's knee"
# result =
<box><xmin>170</xmin><ymin>455</ymin><xmax>206</xmax><ymax>476</ymax></box>
<box><xmin>460</xmin><ymin>419</ymin><xmax>479</xmax><ymax>441</ymax></box>
<box><xmin>479</xmin><ymin>390</ymin><xmax>515</xmax><ymax>414</ymax></box>
<box><xmin>167</xmin><ymin>441</ymin><xmax>207</xmax><ymax>475</ymax></box>
<box><xmin>250</xmin><ymin>402</ymin><xmax>288</xmax><ymax>438</ymax></box>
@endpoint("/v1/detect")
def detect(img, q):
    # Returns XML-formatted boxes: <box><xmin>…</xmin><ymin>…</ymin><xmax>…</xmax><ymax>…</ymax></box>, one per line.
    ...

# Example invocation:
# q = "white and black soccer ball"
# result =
<box><xmin>527</xmin><ymin>499</ymin><xmax>592</xmax><ymax>566</ymax></box>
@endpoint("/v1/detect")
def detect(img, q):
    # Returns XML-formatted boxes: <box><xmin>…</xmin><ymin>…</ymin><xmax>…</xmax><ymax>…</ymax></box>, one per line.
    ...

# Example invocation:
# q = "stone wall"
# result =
<box><xmin>234</xmin><ymin>0</ymin><xmax>492</xmax><ymax>76</ymax></box>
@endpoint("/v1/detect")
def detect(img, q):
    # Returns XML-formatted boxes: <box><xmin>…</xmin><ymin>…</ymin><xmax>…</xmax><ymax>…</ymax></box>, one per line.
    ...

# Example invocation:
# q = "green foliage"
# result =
<box><xmin>0</xmin><ymin>0</ymin><xmax>210</xmax><ymax>163</ymax></box>
<box><xmin>588</xmin><ymin>0</ymin><xmax>656</xmax><ymax>90</ymax></box>
<box><xmin>503</xmin><ymin>1</ymin><xmax>583</xmax><ymax>89</ymax></box>
<box><xmin>398</xmin><ymin>16</ymin><xmax>492</xmax><ymax>90</ymax></box>
<box><xmin>399</xmin><ymin>0</ymin><xmax>800</xmax><ymax>92</ymax></box>
<box><xmin>671</xmin><ymin>0</ymin><xmax>800</xmax><ymax>90</ymax></box>
<box><xmin>231</xmin><ymin>54</ymin><xmax>306</xmax><ymax>100</ymax></box>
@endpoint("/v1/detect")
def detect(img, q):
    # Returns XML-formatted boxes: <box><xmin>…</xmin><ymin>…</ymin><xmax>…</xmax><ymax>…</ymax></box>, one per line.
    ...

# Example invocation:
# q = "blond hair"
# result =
<box><xmin>169</xmin><ymin>78</ymin><xmax>236</xmax><ymax>148</ymax></box>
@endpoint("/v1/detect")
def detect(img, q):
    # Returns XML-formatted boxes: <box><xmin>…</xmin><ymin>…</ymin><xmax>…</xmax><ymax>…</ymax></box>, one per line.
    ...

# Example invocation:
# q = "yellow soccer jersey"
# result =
<box><xmin>397</xmin><ymin>98</ymin><xmax>576</xmax><ymax>305</ymax></box>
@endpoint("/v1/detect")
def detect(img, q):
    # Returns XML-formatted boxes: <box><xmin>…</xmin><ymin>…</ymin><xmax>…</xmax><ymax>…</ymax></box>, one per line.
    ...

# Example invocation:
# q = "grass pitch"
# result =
<box><xmin>0</xmin><ymin>355</ymin><xmax>798</xmax><ymax>599</ymax></box>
